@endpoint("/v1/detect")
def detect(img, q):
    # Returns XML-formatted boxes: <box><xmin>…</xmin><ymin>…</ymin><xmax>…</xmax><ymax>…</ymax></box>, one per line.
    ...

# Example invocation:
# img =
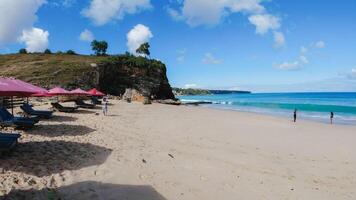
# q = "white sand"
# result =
<box><xmin>1</xmin><ymin>100</ymin><xmax>356</xmax><ymax>199</ymax></box>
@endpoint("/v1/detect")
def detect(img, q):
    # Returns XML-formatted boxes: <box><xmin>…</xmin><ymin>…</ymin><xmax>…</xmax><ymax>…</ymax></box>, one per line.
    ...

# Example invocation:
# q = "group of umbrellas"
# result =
<box><xmin>0</xmin><ymin>77</ymin><xmax>105</xmax><ymax>98</ymax></box>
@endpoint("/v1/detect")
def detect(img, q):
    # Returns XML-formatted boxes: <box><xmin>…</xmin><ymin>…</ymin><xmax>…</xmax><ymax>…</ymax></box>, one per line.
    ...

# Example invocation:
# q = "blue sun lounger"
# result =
<box><xmin>0</xmin><ymin>133</ymin><xmax>21</xmax><ymax>152</ymax></box>
<box><xmin>0</xmin><ymin>107</ymin><xmax>39</xmax><ymax>123</ymax></box>
<box><xmin>91</xmin><ymin>96</ymin><xmax>102</xmax><ymax>105</ymax></box>
<box><xmin>20</xmin><ymin>103</ymin><xmax>53</xmax><ymax>119</ymax></box>
<box><xmin>0</xmin><ymin>107</ymin><xmax>37</xmax><ymax>129</ymax></box>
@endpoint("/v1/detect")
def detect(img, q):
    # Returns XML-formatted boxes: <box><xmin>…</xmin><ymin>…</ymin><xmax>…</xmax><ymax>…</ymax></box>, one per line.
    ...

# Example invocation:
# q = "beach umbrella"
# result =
<box><xmin>11</xmin><ymin>79</ymin><xmax>50</xmax><ymax>99</ymax></box>
<box><xmin>0</xmin><ymin>77</ymin><xmax>39</xmax><ymax>97</ymax></box>
<box><xmin>48</xmin><ymin>87</ymin><xmax>71</xmax><ymax>96</ymax></box>
<box><xmin>70</xmin><ymin>88</ymin><xmax>91</xmax><ymax>96</ymax></box>
<box><xmin>31</xmin><ymin>92</ymin><xmax>52</xmax><ymax>97</ymax></box>
<box><xmin>0</xmin><ymin>77</ymin><xmax>43</xmax><ymax>114</ymax></box>
<box><xmin>12</xmin><ymin>79</ymin><xmax>48</xmax><ymax>94</ymax></box>
<box><xmin>87</xmin><ymin>88</ymin><xmax>105</xmax><ymax>97</ymax></box>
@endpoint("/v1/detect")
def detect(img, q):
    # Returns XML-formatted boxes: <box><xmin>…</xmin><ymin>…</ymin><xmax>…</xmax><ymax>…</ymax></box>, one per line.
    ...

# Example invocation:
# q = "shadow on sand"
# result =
<box><xmin>48</xmin><ymin>115</ymin><xmax>78</xmax><ymax>122</ymax></box>
<box><xmin>0</xmin><ymin>141</ymin><xmax>112</xmax><ymax>177</ymax></box>
<box><xmin>0</xmin><ymin>181</ymin><xmax>167</xmax><ymax>200</ymax></box>
<box><xmin>76</xmin><ymin>109</ymin><xmax>97</xmax><ymax>114</ymax></box>
<box><xmin>27</xmin><ymin>124</ymin><xmax>95</xmax><ymax>137</ymax></box>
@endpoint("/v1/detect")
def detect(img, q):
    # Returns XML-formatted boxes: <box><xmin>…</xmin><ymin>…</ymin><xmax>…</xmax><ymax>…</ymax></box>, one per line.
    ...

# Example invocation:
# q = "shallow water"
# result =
<box><xmin>179</xmin><ymin>92</ymin><xmax>356</xmax><ymax>125</ymax></box>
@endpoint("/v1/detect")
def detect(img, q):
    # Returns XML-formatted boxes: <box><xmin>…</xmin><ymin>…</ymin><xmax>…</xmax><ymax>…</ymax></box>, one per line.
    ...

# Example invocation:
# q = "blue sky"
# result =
<box><xmin>0</xmin><ymin>0</ymin><xmax>356</xmax><ymax>92</ymax></box>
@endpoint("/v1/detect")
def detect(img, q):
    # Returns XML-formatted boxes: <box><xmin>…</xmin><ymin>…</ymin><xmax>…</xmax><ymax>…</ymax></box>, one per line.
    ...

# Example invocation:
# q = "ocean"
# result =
<box><xmin>178</xmin><ymin>92</ymin><xmax>356</xmax><ymax>125</ymax></box>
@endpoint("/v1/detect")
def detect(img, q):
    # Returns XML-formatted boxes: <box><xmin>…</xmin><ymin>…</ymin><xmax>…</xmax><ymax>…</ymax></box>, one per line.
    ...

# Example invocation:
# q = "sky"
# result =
<box><xmin>0</xmin><ymin>0</ymin><xmax>356</xmax><ymax>92</ymax></box>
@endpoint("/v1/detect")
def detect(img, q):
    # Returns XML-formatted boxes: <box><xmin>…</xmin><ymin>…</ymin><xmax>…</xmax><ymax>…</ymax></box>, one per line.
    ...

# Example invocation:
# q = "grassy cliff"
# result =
<box><xmin>0</xmin><ymin>53</ymin><xmax>175</xmax><ymax>99</ymax></box>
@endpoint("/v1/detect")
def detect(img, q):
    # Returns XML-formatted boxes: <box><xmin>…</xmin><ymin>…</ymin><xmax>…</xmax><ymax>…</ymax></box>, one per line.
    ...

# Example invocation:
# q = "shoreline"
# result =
<box><xmin>191</xmin><ymin>104</ymin><xmax>356</xmax><ymax>126</ymax></box>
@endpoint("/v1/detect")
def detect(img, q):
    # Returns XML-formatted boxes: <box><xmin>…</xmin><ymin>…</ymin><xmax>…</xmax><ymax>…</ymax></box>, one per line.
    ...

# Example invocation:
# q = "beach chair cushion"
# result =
<box><xmin>0</xmin><ymin>107</ymin><xmax>39</xmax><ymax>123</ymax></box>
<box><xmin>51</xmin><ymin>103</ymin><xmax>78</xmax><ymax>113</ymax></box>
<box><xmin>21</xmin><ymin>104</ymin><xmax>53</xmax><ymax>119</ymax></box>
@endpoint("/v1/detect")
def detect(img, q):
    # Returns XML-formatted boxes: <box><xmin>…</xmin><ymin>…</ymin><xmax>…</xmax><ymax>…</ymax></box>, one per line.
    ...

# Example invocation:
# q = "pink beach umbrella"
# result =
<box><xmin>12</xmin><ymin>79</ymin><xmax>48</xmax><ymax>94</ymax></box>
<box><xmin>87</xmin><ymin>88</ymin><xmax>105</xmax><ymax>97</ymax></box>
<box><xmin>48</xmin><ymin>87</ymin><xmax>71</xmax><ymax>96</ymax></box>
<box><xmin>10</xmin><ymin>79</ymin><xmax>50</xmax><ymax>97</ymax></box>
<box><xmin>32</xmin><ymin>92</ymin><xmax>52</xmax><ymax>97</ymax></box>
<box><xmin>0</xmin><ymin>77</ymin><xmax>39</xmax><ymax>97</ymax></box>
<box><xmin>70</xmin><ymin>88</ymin><xmax>90</xmax><ymax>96</ymax></box>
<box><xmin>0</xmin><ymin>77</ymin><xmax>45</xmax><ymax>114</ymax></box>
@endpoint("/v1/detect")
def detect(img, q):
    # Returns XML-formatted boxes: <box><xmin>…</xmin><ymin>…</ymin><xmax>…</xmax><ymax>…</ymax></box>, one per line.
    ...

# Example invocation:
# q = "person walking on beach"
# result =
<box><xmin>102</xmin><ymin>96</ymin><xmax>108</xmax><ymax>116</ymax></box>
<box><xmin>330</xmin><ymin>111</ymin><xmax>334</xmax><ymax>124</ymax></box>
<box><xmin>293</xmin><ymin>109</ymin><xmax>297</xmax><ymax>122</ymax></box>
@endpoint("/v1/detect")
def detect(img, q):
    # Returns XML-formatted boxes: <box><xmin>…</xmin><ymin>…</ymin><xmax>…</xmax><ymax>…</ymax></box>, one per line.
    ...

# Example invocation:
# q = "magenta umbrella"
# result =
<box><xmin>0</xmin><ymin>77</ymin><xmax>44</xmax><ymax>114</ymax></box>
<box><xmin>48</xmin><ymin>87</ymin><xmax>71</xmax><ymax>96</ymax></box>
<box><xmin>12</xmin><ymin>79</ymin><xmax>48</xmax><ymax>94</ymax></box>
<box><xmin>32</xmin><ymin>92</ymin><xmax>52</xmax><ymax>97</ymax></box>
<box><xmin>87</xmin><ymin>88</ymin><xmax>105</xmax><ymax>97</ymax></box>
<box><xmin>0</xmin><ymin>77</ymin><xmax>39</xmax><ymax>97</ymax></box>
<box><xmin>11</xmin><ymin>79</ymin><xmax>50</xmax><ymax>98</ymax></box>
<box><xmin>70</xmin><ymin>88</ymin><xmax>90</xmax><ymax>96</ymax></box>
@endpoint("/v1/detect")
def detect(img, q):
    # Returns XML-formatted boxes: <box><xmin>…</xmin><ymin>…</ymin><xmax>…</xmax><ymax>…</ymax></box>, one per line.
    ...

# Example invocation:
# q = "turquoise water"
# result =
<box><xmin>178</xmin><ymin>93</ymin><xmax>356</xmax><ymax>125</ymax></box>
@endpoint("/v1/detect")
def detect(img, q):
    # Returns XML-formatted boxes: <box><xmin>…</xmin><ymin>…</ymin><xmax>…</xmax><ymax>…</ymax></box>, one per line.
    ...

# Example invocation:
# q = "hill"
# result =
<box><xmin>172</xmin><ymin>88</ymin><xmax>212</xmax><ymax>96</ymax></box>
<box><xmin>172</xmin><ymin>87</ymin><xmax>251</xmax><ymax>96</ymax></box>
<box><xmin>0</xmin><ymin>53</ymin><xmax>175</xmax><ymax>100</ymax></box>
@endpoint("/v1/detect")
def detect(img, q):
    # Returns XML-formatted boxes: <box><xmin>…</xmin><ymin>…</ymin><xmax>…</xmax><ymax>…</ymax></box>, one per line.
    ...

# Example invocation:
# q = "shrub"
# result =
<box><xmin>19</xmin><ymin>48</ymin><xmax>27</xmax><ymax>54</ymax></box>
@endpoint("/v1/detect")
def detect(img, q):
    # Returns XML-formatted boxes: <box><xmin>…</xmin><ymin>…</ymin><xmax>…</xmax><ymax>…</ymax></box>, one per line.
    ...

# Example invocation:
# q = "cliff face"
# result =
<box><xmin>0</xmin><ymin>54</ymin><xmax>175</xmax><ymax>100</ymax></box>
<box><xmin>97</xmin><ymin>55</ymin><xmax>175</xmax><ymax>99</ymax></box>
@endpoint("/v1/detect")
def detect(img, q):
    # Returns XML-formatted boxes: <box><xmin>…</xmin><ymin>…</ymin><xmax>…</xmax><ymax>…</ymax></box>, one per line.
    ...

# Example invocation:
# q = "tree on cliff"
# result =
<box><xmin>19</xmin><ymin>48</ymin><xmax>27</xmax><ymax>54</ymax></box>
<box><xmin>91</xmin><ymin>40</ymin><xmax>108</xmax><ymax>56</ymax></box>
<box><xmin>44</xmin><ymin>49</ymin><xmax>52</xmax><ymax>54</ymax></box>
<box><xmin>66</xmin><ymin>50</ymin><xmax>77</xmax><ymax>55</ymax></box>
<box><xmin>136</xmin><ymin>42</ymin><xmax>150</xmax><ymax>57</ymax></box>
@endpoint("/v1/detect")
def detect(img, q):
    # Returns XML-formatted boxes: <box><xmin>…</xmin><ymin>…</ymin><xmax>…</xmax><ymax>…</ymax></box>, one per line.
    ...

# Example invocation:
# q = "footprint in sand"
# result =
<box><xmin>200</xmin><ymin>175</ymin><xmax>208</xmax><ymax>181</ymax></box>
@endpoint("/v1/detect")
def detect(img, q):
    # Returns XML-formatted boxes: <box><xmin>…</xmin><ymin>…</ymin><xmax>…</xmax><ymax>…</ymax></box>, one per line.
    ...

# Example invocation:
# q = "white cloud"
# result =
<box><xmin>79</xmin><ymin>29</ymin><xmax>95</xmax><ymax>42</ymax></box>
<box><xmin>277</xmin><ymin>61</ymin><xmax>300</xmax><ymax>71</ymax></box>
<box><xmin>314</xmin><ymin>41</ymin><xmax>325</xmax><ymax>49</ymax></box>
<box><xmin>273</xmin><ymin>31</ymin><xmax>285</xmax><ymax>48</ymax></box>
<box><xmin>202</xmin><ymin>53</ymin><xmax>222</xmax><ymax>65</ymax></box>
<box><xmin>63</xmin><ymin>0</ymin><xmax>76</xmax><ymax>7</ymax></box>
<box><xmin>276</xmin><ymin>55</ymin><xmax>310</xmax><ymax>71</ymax></box>
<box><xmin>248</xmin><ymin>14</ymin><xmax>280</xmax><ymax>35</ymax></box>
<box><xmin>82</xmin><ymin>0</ymin><xmax>151</xmax><ymax>26</ymax></box>
<box><xmin>19</xmin><ymin>27</ymin><xmax>49</xmax><ymax>53</ymax></box>
<box><xmin>300</xmin><ymin>46</ymin><xmax>308</xmax><ymax>54</ymax></box>
<box><xmin>299</xmin><ymin>55</ymin><xmax>309</xmax><ymax>64</ymax></box>
<box><xmin>168</xmin><ymin>0</ymin><xmax>284</xmax><ymax>47</ymax></box>
<box><xmin>347</xmin><ymin>68</ymin><xmax>356</xmax><ymax>79</ymax></box>
<box><xmin>172</xmin><ymin>0</ymin><xmax>266</xmax><ymax>27</ymax></box>
<box><xmin>176</xmin><ymin>49</ymin><xmax>186</xmax><ymax>62</ymax></box>
<box><xmin>167</xmin><ymin>7</ymin><xmax>185</xmax><ymax>21</ymax></box>
<box><xmin>0</xmin><ymin>0</ymin><xmax>46</xmax><ymax>45</ymax></box>
<box><xmin>127</xmin><ymin>24</ymin><xmax>153</xmax><ymax>55</ymax></box>
<box><xmin>184</xmin><ymin>83</ymin><xmax>198</xmax><ymax>88</ymax></box>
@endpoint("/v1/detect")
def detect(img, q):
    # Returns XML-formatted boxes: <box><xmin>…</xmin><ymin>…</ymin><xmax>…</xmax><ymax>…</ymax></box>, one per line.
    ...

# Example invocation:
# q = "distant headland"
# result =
<box><xmin>173</xmin><ymin>88</ymin><xmax>251</xmax><ymax>96</ymax></box>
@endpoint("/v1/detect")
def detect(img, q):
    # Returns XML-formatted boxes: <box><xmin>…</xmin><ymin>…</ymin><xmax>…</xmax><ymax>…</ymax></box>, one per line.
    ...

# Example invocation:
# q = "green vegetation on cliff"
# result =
<box><xmin>0</xmin><ymin>53</ymin><xmax>175</xmax><ymax>99</ymax></box>
<box><xmin>173</xmin><ymin>88</ymin><xmax>212</xmax><ymax>96</ymax></box>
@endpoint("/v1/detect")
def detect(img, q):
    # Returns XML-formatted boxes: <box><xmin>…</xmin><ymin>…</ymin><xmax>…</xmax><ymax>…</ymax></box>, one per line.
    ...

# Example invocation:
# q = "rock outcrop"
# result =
<box><xmin>0</xmin><ymin>54</ymin><xmax>175</xmax><ymax>101</ymax></box>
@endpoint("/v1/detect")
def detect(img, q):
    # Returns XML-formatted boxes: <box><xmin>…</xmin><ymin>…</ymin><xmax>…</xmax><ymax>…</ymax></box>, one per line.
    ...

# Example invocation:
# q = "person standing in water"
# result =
<box><xmin>293</xmin><ymin>109</ymin><xmax>297</xmax><ymax>122</ymax></box>
<box><xmin>102</xmin><ymin>96</ymin><xmax>108</xmax><ymax>116</ymax></box>
<box><xmin>330</xmin><ymin>111</ymin><xmax>334</xmax><ymax>124</ymax></box>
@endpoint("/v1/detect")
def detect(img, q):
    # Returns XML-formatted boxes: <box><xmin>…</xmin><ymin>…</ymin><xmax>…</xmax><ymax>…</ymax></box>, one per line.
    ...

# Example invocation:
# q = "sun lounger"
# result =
<box><xmin>0</xmin><ymin>133</ymin><xmax>21</xmax><ymax>152</ymax></box>
<box><xmin>75</xmin><ymin>100</ymin><xmax>95</xmax><ymax>109</ymax></box>
<box><xmin>51</xmin><ymin>102</ymin><xmax>78</xmax><ymax>113</ymax></box>
<box><xmin>0</xmin><ymin>107</ymin><xmax>39</xmax><ymax>123</ymax></box>
<box><xmin>0</xmin><ymin>108</ymin><xmax>36</xmax><ymax>129</ymax></box>
<box><xmin>91</xmin><ymin>97</ymin><xmax>102</xmax><ymax>105</ymax></box>
<box><xmin>20</xmin><ymin>103</ymin><xmax>53</xmax><ymax>119</ymax></box>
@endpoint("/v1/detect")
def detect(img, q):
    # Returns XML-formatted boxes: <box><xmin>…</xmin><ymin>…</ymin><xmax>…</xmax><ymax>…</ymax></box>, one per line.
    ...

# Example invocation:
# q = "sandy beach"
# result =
<box><xmin>1</xmin><ymin>100</ymin><xmax>356</xmax><ymax>199</ymax></box>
